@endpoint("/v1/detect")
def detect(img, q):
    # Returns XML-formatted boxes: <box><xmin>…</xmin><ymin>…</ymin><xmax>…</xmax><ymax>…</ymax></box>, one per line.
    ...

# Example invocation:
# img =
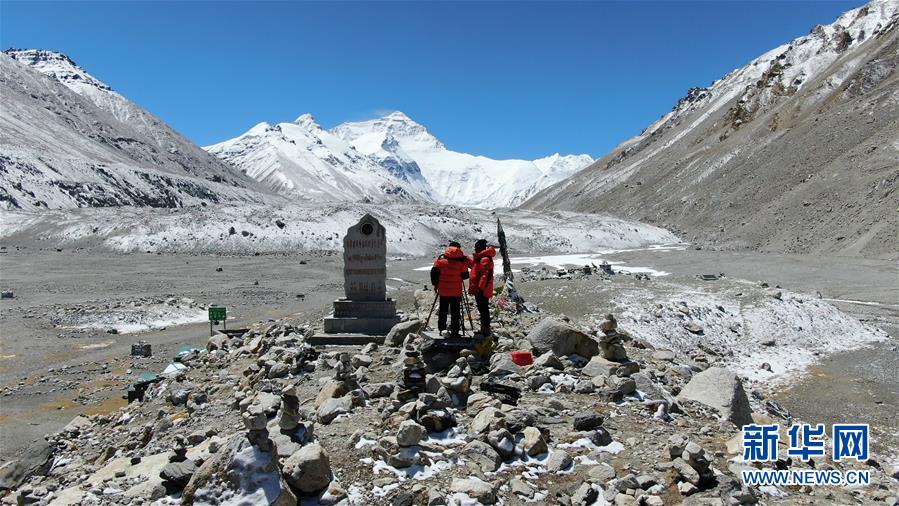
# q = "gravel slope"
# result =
<box><xmin>524</xmin><ymin>1</ymin><xmax>899</xmax><ymax>259</ymax></box>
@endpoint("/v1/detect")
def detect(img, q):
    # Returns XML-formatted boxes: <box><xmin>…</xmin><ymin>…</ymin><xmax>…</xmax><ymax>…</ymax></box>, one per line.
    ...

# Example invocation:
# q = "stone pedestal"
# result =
<box><xmin>323</xmin><ymin>299</ymin><xmax>400</xmax><ymax>335</ymax></box>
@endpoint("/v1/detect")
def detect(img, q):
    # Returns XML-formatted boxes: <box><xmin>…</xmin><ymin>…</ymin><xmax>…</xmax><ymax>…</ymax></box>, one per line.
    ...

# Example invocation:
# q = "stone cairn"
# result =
<box><xmin>398</xmin><ymin>348</ymin><xmax>427</xmax><ymax>402</ymax></box>
<box><xmin>332</xmin><ymin>353</ymin><xmax>354</xmax><ymax>383</ymax></box>
<box><xmin>439</xmin><ymin>357</ymin><xmax>472</xmax><ymax>406</ymax></box>
<box><xmin>170</xmin><ymin>435</ymin><xmax>188</xmax><ymax>463</ymax></box>
<box><xmin>598</xmin><ymin>314</ymin><xmax>627</xmax><ymax>361</ymax></box>
<box><xmin>279</xmin><ymin>385</ymin><xmax>301</xmax><ymax>433</ymax></box>
<box><xmin>243</xmin><ymin>401</ymin><xmax>272</xmax><ymax>451</ymax></box>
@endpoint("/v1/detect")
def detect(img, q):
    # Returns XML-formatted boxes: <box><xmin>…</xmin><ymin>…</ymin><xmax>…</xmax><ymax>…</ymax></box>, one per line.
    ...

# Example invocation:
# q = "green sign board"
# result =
<box><xmin>208</xmin><ymin>306</ymin><xmax>226</xmax><ymax>322</ymax></box>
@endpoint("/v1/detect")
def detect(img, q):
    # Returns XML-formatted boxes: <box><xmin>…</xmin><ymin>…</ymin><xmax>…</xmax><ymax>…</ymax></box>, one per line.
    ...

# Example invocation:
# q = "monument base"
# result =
<box><xmin>308</xmin><ymin>333</ymin><xmax>387</xmax><ymax>346</ymax></box>
<box><xmin>321</xmin><ymin>298</ymin><xmax>400</xmax><ymax>336</ymax></box>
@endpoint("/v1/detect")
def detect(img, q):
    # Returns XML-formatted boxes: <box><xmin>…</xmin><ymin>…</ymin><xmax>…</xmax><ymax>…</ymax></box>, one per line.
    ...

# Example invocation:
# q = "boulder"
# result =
<box><xmin>672</xmin><ymin>457</ymin><xmax>700</xmax><ymax>485</ymax></box>
<box><xmin>363</xmin><ymin>382</ymin><xmax>395</xmax><ymax>399</ymax></box>
<box><xmin>503</xmin><ymin>408</ymin><xmax>538</xmax><ymax>434</ymax></box>
<box><xmin>678</xmin><ymin>481</ymin><xmax>698</xmax><ymax>496</ymax></box>
<box><xmin>533</xmin><ymin>352</ymin><xmax>564</xmax><ymax>370</ymax></box>
<box><xmin>588</xmin><ymin>463</ymin><xmax>616</xmax><ymax>482</ymax></box>
<box><xmin>207</xmin><ymin>333</ymin><xmax>230</xmax><ymax>352</ymax></box>
<box><xmin>62</xmin><ymin>415</ymin><xmax>91</xmax><ymax>434</ymax></box>
<box><xmin>487</xmin><ymin>429</ymin><xmax>516</xmax><ymax>459</ymax></box>
<box><xmin>636</xmin><ymin>475</ymin><xmax>658</xmax><ymax>489</ymax></box>
<box><xmin>521</xmin><ymin>427</ymin><xmax>547</xmax><ymax>457</ymax></box>
<box><xmin>547</xmin><ymin>449</ymin><xmax>573</xmax><ymax>472</ymax></box>
<box><xmin>396</xmin><ymin>420</ymin><xmax>425</xmax><ymax>447</ymax></box>
<box><xmin>571</xmin><ymin>482</ymin><xmax>599</xmax><ymax>505</ymax></box>
<box><xmin>386</xmin><ymin>319</ymin><xmax>423</xmax><ymax>347</ymax></box>
<box><xmin>677</xmin><ymin>367</ymin><xmax>752</xmax><ymax>426</ymax></box>
<box><xmin>282</xmin><ymin>443</ymin><xmax>333</xmax><ymax>494</ymax></box>
<box><xmin>279</xmin><ymin>387</ymin><xmax>302</xmax><ymax>432</ymax></box>
<box><xmin>528</xmin><ymin>374</ymin><xmax>552</xmax><ymax>392</ymax></box>
<box><xmin>607</xmin><ymin>376</ymin><xmax>636</xmax><ymax>396</ymax></box>
<box><xmin>470</xmin><ymin>407</ymin><xmax>505</xmax><ymax>434</ymax></box>
<box><xmin>668</xmin><ymin>434</ymin><xmax>687</xmax><ymax>459</ymax></box>
<box><xmin>160</xmin><ymin>461</ymin><xmax>197</xmax><ymax>490</ymax></box>
<box><xmin>316</xmin><ymin>380</ymin><xmax>351</xmax><ymax>408</ymax></box>
<box><xmin>414</xmin><ymin>290</ymin><xmax>434</xmax><ymax>312</ymax></box>
<box><xmin>582</xmin><ymin>356</ymin><xmax>618</xmax><ymax>378</ymax></box>
<box><xmin>509</xmin><ymin>478</ymin><xmax>535</xmax><ymax>498</ymax></box>
<box><xmin>351</xmin><ymin>354</ymin><xmax>373</xmax><ymax>369</ymax></box>
<box><xmin>572</xmin><ymin>412</ymin><xmax>604</xmax><ymax>431</ymax></box>
<box><xmin>461</xmin><ymin>440</ymin><xmax>502</xmax><ymax>473</ymax></box>
<box><xmin>632</xmin><ymin>373</ymin><xmax>670</xmax><ymax>402</ymax></box>
<box><xmin>268</xmin><ymin>362</ymin><xmax>289</xmax><ymax>379</ymax></box>
<box><xmin>256</xmin><ymin>391</ymin><xmax>282</xmax><ymax>417</ymax></box>
<box><xmin>598</xmin><ymin>332</ymin><xmax>628</xmax><ymax>361</ymax></box>
<box><xmin>526</xmin><ymin>318</ymin><xmax>598</xmax><ymax>358</ymax></box>
<box><xmin>317</xmin><ymin>395</ymin><xmax>353</xmax><ymax>424</ymax></box>
<box><xmin>450</xmin><ymin>477</ymin><xmax>495</xmax><ymax>504</ymax></box>
<box><xmin>587</xmin><ymin>428</ymin><xmax>613</xmax><ymax>447</ymax></box>
<box><xmin>651</xmin><ymin>349</ymin><xmax>676</xmax><ymax>361</ymax></box>
<box><xmin>183</xmin><ymin>434</ymin><xmax>297</xmax><ymax>506</ymax></box>
<box><xmin>573</xmin><ymin>380</ymin><xmax>595</xmax><ymax>394</ymax></box>
<box><xmin>0</xmin><ymin>441</ymin><xmax>52</xmax><ymax>491</ymax></box>
<box><xmin>489</xmin><ymin>353</ymin><xmax>522</xmax><ymax>376</ymax></box>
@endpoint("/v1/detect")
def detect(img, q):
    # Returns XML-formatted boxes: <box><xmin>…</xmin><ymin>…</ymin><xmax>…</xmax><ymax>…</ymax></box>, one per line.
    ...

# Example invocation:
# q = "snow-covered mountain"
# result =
<box><xmin>205</xmin><ymin>114</ymin><xmax>434</xmax><ymax>204</ymax></box>
<box><xmin>1</xmin><ymin>49</ymin><xmax>271</xmax><ymax>210</ymax></box>
<box><xmin>525</xmin><ymin>0</ymin><xmax>899</xmax><ymax>258</ymax></box>
<box><xmin>208</xmin><ymin>111</ymin><xmax>593</xmax><ymax>208</ymax></box>
<box><xmin>332</xmin><ymin>112</ymin><xmax>593</xmax><ymax>207</ymax></box>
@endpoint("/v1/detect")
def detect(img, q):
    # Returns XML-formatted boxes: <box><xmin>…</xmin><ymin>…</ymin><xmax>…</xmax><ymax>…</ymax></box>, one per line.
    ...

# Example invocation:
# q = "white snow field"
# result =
<box><xmin>0</xmin><ymin>204</ymin><xmax>680</xmax><ymax>257</ymax></box>
<box><xmin>609</xmin><ymin>282</ymin><xmax>890</xmax><ymax>387</ymax></box>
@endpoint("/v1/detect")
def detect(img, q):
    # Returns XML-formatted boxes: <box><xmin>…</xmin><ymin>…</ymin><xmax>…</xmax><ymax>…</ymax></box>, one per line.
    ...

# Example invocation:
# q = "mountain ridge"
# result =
<box><xmin>208</xmin><ymin>110</ymin><xmax>594</xmax><ymax>208</ymax></box>
<box><xmin>1</xmin><ymin>49</ymin><xmax>273</xmax><ymax>210</ymax></box>
<box><xmin>523</xmin><ymin>0</ymin><xmax>899</xmax><ymax>258</ymax></box>
<box><xmin>331</xmin><ymin>113</ymin><xmax>593</xmax><ymax>208</ymax></box>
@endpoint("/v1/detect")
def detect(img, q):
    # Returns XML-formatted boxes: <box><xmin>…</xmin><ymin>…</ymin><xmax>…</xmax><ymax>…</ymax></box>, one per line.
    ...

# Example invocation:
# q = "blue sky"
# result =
<box><xmin>2</xmin><ymin>1</ymin><xmax>862</xmax><ymax>159</ymax></box>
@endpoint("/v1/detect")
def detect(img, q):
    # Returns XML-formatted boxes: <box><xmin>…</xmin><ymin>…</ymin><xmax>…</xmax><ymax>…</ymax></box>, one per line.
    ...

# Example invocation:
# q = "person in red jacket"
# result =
<box><xmin>430</xmin><ymin>241</ymin><xmax>472</xmax><ymax>338</ymax></box>
<box><xmin>469</xmin><ymin>239</ymin><xmax>496</xmax><ymax>336</ymax></box>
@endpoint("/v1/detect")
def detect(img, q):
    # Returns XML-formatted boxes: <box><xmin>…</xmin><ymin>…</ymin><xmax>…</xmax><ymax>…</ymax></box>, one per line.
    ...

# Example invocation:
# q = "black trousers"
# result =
<box><xmin>475</xmin><ymin>294</ymin><xmax>491</xmax><ymax>335</ymax></box>
<box><xmin>437</xmin><ymin>296</ymin><xmax>461</xmax><ymax>336</ymax></box>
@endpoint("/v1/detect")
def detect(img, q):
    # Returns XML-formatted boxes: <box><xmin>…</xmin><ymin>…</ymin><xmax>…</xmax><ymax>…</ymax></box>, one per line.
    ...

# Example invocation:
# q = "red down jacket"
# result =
<box><xmin>432</xmin><ymin>245</ymin><xmax>472</xmax><ymax>297</ymax></box>
<box><xmin>470</xmin><ymin>246</ymin><xmax>496</xmax><ymax>297</ymax></box>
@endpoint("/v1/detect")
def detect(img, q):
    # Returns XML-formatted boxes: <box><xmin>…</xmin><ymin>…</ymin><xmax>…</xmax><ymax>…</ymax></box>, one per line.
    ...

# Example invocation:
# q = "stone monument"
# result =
<box><xmin>322</xmin><ymin>214</ymin><xmax>400</xmax><ymax>337</ymax></box>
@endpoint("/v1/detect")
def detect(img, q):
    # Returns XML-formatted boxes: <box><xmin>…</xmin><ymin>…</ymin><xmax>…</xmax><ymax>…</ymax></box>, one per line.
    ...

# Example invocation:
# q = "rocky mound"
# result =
<box><xmin>4</xmin><ymin>303</ymin><xmax>896</xmax><ymax>505</ymax></box>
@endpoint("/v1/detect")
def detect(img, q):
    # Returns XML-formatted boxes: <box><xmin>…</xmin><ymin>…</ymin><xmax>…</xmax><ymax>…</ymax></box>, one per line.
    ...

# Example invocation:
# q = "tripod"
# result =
<box><xmin>423</xmin><ymin>290</ymin><xmax>439</xmax><ymax>330</ymax></box>
<box><xmin>461</xmin><ymin>281</ymin><xmax>476</xmax><ymax>337</ymax></box>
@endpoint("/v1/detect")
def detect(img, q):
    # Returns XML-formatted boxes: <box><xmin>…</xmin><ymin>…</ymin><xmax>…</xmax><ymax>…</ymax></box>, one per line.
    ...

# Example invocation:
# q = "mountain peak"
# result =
<box><xmin>293</xmin><ymin>113</ymin><xmax>320</xmax><ymax>130</ymax></box>
<box><xmin>4</xmin><ymin>48</ymin><xmax>113</xmax><ymax>92</ymax></box>
<box><xmin>382</xmin><ymin>111</ymin><xmax>414</xmax><ymax>122</ymax></box>
<box><xmin>5</xmin><ymin>48</ymin><xmax>73</xmax><ymax>65</ymax></box>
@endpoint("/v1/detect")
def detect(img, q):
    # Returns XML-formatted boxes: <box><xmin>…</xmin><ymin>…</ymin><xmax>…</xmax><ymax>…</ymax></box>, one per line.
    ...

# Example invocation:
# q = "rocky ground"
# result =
<box><xmin>3</xmin><ymin>305</ymin><xmax>897</xmax><ymax>505</ymax></box>
<box><xmin>0</xmin><ymin>248</ymin><xmax>897</xmax><ymax>505</ymax></box>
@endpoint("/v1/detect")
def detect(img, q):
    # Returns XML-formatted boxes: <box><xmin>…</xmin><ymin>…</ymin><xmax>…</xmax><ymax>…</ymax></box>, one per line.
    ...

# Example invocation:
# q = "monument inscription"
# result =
<box><xmin>343</xmin><ymin>218</ymin><xmax>387</xmax><ymax>301</ymax></box>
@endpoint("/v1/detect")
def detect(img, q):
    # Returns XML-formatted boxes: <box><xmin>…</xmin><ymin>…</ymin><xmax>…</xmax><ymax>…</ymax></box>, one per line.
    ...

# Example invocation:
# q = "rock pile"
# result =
<box><xmin>5</xmin><ymin>309</ymin><xmax>898</xmax><ymax>506</ymax></box>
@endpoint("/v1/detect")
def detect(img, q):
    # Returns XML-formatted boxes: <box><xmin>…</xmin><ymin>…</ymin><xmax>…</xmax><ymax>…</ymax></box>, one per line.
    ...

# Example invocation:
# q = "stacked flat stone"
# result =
<box><xmin>398</xmin><ymin>349</ymin><xmax>426</xmax><ymax>400</ymax></box>
<box><xmin>243</xmin><ymin>403</ymin><xmax>271</xmax><ymax>451</ymax></box>
<box><xmin>333</xmin><ymin>353</ymin><xmax>353</xmax><ymax>382</ymax></box>
<box><xmin>598</xmin><ymin>314</ymin><xmax>628</xmax><ymax>362</ymax></box>
<box><xmin>279</xmin><ymin>385</ymin><xmax>301</xmax><ymax>433</ymax></box>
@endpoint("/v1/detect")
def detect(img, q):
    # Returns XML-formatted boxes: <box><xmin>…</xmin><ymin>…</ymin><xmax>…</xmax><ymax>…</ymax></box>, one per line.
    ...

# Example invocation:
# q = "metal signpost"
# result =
<box><xmin>208</xmin><ymin>306</ymin><xmax>226</xmax><ymax>335</ymax></box>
